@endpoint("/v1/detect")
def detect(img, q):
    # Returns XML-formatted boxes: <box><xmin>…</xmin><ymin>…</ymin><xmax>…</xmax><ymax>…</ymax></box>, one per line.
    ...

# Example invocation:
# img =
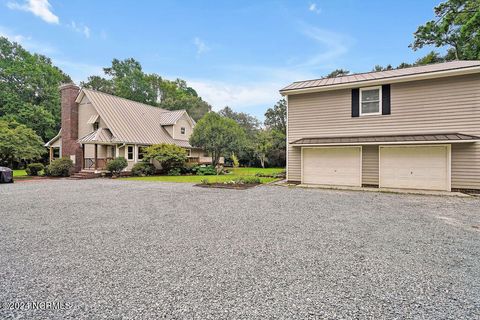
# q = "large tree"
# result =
<box><xmin>410</xmin><ymin>0</ymin><xmax>480</xmax><ymax>59</ymax></box>
<box><xmin>0</xmin><ymin>120</ymin><xmax>46</xmax><ymax>167</ymax></box>
<box><xmin>253</xmin><ymin>130</ymin><xmax>274</xmax><ymax>168</ymax></box>
<box><xmin>0</xmin><ymin>37</ymin><xmax>71</xmax><ymax>142</ymax></box>
<box><xmin>189</xmin><ymin>112</ymin><xmax>247</xmax><ymax>166</ymax></box>
<box><xmin>81</xmin><ymin>58</ymin><xmax>211</xmax><ymax>120</ymax></box>
<box><xmin>264</xmin><ymin>98</ymin><xmax>286</xmax><ymax>134</ymax></box>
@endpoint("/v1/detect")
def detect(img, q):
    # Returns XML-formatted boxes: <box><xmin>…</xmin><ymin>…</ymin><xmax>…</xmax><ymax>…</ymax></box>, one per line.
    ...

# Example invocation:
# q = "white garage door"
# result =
<box><xmin>379</xmin><ymin>145</ymin><xmax>450</xmax><ymax>191</ymax></box>
<box><xmin>302</xmin><ymin>147</ymin><xmax>362</xmax><ymax>186</ymax></box>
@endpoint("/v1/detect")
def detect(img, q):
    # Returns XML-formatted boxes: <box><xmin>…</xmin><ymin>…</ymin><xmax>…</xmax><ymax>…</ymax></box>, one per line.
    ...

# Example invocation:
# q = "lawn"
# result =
<box><xmin>121</xmin><ymin>167</ymin><xmax>285</xmax><ymax>184</ymax></box>
<box><xmin>13</xmin><ymin>169</ymin><xmax>30</xmax><ymax>180</ymax></box>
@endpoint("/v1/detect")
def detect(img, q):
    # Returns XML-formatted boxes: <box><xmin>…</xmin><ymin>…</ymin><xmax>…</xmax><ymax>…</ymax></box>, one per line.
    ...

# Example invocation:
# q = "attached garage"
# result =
<box><xmin>302</xmin><ymin>147</ymin><xmax>362</xmax><ymax>187</ymax></box>
<box><xmin>379</xmin><ymin>145</ymin><xmax>451</xmax><ymax>191</ymax></box>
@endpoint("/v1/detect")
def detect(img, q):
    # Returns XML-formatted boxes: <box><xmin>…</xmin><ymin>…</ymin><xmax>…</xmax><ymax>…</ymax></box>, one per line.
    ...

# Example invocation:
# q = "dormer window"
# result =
<box><xmin>181</xmin><ymin>127</ymin><xmax>186</xmax><ymax>135</ymax></box>
<box><xmin>93</xmin><ymin>122</ymin><xmax>99</xmax><ymax>130</ymax></box>
<box><xmin>360</xmin><ymin>87</ymin><xmax>381</xmax><ymax>116</ymax></box>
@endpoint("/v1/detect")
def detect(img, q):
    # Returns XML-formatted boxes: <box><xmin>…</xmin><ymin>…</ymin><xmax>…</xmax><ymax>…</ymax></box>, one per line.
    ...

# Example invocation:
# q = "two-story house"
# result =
<box><xmin>45</xmin><ymin>84</ymin><xmax>211</xmax><ymax>173</ymax></box>
<box><xmin>281</xmin><ymin>61</ymin><xmax>480</xmax><ymax>192</ymax></box>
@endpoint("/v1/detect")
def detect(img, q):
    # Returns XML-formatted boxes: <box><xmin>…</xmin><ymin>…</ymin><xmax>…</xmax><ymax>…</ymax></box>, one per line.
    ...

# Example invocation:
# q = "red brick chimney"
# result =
<box><xmin>60</xmin><ymin>83</ymin><xmax>82</xmax><ymax>172</ymax></box>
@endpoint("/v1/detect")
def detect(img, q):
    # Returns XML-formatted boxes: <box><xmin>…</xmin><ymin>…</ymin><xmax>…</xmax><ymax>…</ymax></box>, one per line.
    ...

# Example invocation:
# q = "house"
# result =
<box><xmin>280</xmin><ymin>60</ymin><xmax>480</xmax><ymax>192</ymax></box>
<box><xmin>45</xmin><ymin>84</ymin><xmax>213</xmax><ymax>173</ymax></box>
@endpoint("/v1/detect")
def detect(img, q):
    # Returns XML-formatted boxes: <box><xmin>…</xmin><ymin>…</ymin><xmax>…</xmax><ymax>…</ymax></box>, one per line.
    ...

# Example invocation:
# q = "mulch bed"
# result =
<box><xmin>195</xmin><ymin>183</ymin><xmax>260</xmax><ymax>190</ymax></box>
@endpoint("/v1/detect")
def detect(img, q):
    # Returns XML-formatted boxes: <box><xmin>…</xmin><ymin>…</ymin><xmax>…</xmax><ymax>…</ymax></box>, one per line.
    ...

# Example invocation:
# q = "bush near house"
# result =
<box><xmin>144</xmin><ymin>143</ymin><xmax>187</xmax><ymax>173</ymax></box>
<box><xmin>131</xmin><ymin>162</ymin><xmax>155</xmax><ymax>176</ymax></box>
<box><xmin>25</xmin><ymin>163</ymin><xmax>44</xmax><ymax>176</ymax></box>
<box><xmin>195</xmin><ymin>165</ymin><xmax>217</xmax><ymax>176</ymax></box>
<box><xmin>45</xmin><ymin>157</ymin><xmax>73</xmax><ymax>177</ymax></box>
<box><xmin>107</xmin><ymin>157</ymin><xmax>128</xmax><ymax>176</ymax></box>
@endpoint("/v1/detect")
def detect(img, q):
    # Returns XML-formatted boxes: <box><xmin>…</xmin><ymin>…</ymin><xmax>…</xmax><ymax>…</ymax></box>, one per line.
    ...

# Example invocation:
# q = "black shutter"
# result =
<box><xmin>351</xmin><ymin>88</ymin><xmax>359</xmax><ymax>117</ymax></box>
<box><xmin>382</xmin><ymin>84</ymin><xmax>391</xmax><ymax>115</ymax></box>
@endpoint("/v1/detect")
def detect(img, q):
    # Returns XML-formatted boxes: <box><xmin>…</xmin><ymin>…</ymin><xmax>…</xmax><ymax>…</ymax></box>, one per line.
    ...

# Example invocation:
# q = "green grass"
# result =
<box><xmin>13</xmin><ymin>169</ymin><xmax>30</xmax><ymax>179</ymax></box>
<box><xmin>120</xmin><ymin>167</ymin><xmax>285</xmax><ymax>184</ymax></box>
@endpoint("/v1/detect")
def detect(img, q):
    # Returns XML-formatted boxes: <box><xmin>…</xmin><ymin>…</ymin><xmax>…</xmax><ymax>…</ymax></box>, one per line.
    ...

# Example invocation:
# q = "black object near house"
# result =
<box><xmin>0</xmin><ymin>167</ymin><xmax>14</xmax><ymax>183</ymax></box>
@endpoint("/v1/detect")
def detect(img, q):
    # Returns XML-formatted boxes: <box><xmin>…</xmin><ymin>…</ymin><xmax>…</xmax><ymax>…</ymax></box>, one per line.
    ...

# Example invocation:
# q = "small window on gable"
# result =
<box><xmin>93</xmin><ymin>122</ymin><xmax>99</xmax><ymax>131</ymax></box>
<box><xmin>360</xmin><ymin>87</ymin><xmax>381</xmax><ymax>115</ymax></box>
<box><xmin>181</xmin><ymin>127</ymin><xmax>186</xmax><ymax>135</ymax></box>
<box><xmin>127</xmin><ymin>145</ymin><xmax>134</xmax><ymax>161</ymax></box>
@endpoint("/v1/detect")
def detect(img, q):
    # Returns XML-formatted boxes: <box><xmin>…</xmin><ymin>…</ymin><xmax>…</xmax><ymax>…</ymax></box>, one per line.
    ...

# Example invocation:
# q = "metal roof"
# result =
<box><xmin>281</xmin><ymin>61</ymin><xmax>480</xmax><ymax>93</ymax></box>
<box><xmin>44</xmin><ymin>129</ymin><xmax>61</xmax><ymax>147</ymax></box>
<box><xmin>78</xmin><ymin>128</ymin><xmax>114</xmax><ymax>144</ymax></box>
<box><xmin>86</xmin><ymin>114</ymin><xmax>100</xmax><ymax>124</ymax></box>
<box><xmin>81</xmin><ymin>89</ymin><xmax>191</xmax><ymax>147</ymax></box>
<box><xmin>159</xmin><ymin>110</ymin><xmax>190</xmax><ymax>125</ymax></box>
<box><xmin>290</xmin><ymin>133</ymin><xmax>480</xmax><ymax>146</ymax></box>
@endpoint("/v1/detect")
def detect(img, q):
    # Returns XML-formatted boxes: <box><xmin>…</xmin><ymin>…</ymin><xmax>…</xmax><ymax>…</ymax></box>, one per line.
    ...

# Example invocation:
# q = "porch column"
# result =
<box><xmin>82</xmin><ymin>144</ymin><xmax>85</xmax><ymax>169</ymax></box>
<box><xmin>49</xmin><ymin>147</ymin><xmax>53</xmax><ymax>163</ymax></box>
<box><xmin>94</xmin><ymin>143</ymin><xmax>98</xmax><ymax>170</ymax></box>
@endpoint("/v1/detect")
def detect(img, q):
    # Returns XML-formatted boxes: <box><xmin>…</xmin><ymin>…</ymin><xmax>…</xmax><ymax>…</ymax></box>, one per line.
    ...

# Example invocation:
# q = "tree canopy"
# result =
<box><xmin>189</xmin><ymin>112</ymin><xmax>247</xmax><ymax>166</ymax></box>
<box><xmin>410</xmin><ymin>0</ymin><xmax>480</xmax><ymax>60</ymax></box>
<box><xmin>81</xmin><ymin>58</ymin><xmax>211</xmax><ymax>121</ymax></box>
<box><xmin>0</xmin><ymin>36</ymin><xmax>71</xmax><ymax>142</ymax></box>
<box><xmin>0</xmin><ymin>119</ymin><xmax>46</xmax><ymax>167</ymax></box>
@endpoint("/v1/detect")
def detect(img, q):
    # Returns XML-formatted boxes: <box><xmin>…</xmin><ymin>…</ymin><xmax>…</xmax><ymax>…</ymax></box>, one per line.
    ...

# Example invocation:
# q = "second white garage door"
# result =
<box><xmin>302</xmin><ymin>147</ymin><xmax>362</xmax><ymax>186</ymax></box>
<box><xmin>379</xmin><ymin>145</ymin><xmax>450</xmax><ymax>191</ymax></box>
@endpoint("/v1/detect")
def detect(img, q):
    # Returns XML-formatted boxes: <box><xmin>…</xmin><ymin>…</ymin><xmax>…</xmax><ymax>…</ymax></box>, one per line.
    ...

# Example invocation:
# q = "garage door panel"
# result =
<box><xmin>303</xmin><ymin>147</ymin><xmax>361</xmax><ymax>186</ymax></box>
<box><xmin>380</xmin><ymin>146</ymin><xmax>449</xmax><ymax>191</ymax></box>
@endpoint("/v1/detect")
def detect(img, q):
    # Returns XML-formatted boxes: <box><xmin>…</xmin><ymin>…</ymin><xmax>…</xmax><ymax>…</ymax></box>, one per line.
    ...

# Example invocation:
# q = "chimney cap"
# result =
<box><xmin>59</xmin><ymin>82</ymin><xmax>80</xmax><ymax>91</ymax></box>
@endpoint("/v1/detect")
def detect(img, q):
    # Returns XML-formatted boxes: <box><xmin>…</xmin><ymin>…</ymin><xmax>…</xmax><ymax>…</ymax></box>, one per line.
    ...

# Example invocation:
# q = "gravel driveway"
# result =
<box><xmin>1</xmin><ymin>179</ymin><xmax>479</xmax><ymax>319</ymax></box>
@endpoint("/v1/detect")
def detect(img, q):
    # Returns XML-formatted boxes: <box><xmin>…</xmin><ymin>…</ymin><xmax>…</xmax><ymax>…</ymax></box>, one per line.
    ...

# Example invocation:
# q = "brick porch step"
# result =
<box><xmin>70</xmin><ymin>170</ymin><xmax>102</xmax><ymax>180</ymax></box>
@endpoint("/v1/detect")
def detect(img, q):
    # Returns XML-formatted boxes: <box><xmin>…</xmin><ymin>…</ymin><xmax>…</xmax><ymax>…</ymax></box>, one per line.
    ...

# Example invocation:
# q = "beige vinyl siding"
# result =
<box><xmin>287</xmin><ymin>74</ymin><xmax>480</xmax><ymax>189</ymax></box>
<box><xmin>174</xmin><ymin>115</ymin><xmax>193</xmax><ymax>141</ymax></box>
<box><xmin>362</xmin><ymin>145</ymin><xmax>379</xmax><ymax>185</ymax></box>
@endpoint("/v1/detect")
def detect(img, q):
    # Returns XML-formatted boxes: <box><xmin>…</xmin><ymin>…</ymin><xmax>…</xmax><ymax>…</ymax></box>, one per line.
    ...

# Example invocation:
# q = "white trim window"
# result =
<box><xmin>137</xmin><ymin>146</ymin><xmax>147</xmax><ymax>160</ymax></box>
<box><xmin>360</xmin><ymin>86</ymin><xmax>381</xmax><ymax>115</ymax></box>
<box><xmin>127</xmin><ymin>145</ymin><xmax>134</xmax><ymax>161</ymax></box>
<box><xmin>181</xmin><ymin>127</ymin><xmax>186</xmax><ymax>135</ymax></box>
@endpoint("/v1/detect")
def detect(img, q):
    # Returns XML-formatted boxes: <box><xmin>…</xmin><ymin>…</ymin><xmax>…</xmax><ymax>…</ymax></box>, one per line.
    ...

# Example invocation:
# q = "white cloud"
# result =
<box><xmin>308</xmin><ymin>3</ymin><xmax>321</xmax><ymax>14</ymax></box>
<box><xmin>0</xmin><ymin>25</ymin><xmax>57</xmax><ymax>54</ymax></box>
<box><xmin>7</xmin><ymin>0</ymin><xmax>59</xmax><ymax>24</ymax></box>
<box><xmin>188</xmin><ymin>79</ymin><xmax>282</xmax><ymax>112</ymax></box>
<box><xmin>69</xmin><ymin>21</ymin><xmax>91</xmax><ymax>38</ymax></box>
<box><xmin>298</xmin><ymin>25</ymin><xmax>352</xmax><ymax>68</ymax></box>
<box><xmin>193</xmin><ymin>37</ymin><xmax>210</xmax><ymax>55</ymax></box>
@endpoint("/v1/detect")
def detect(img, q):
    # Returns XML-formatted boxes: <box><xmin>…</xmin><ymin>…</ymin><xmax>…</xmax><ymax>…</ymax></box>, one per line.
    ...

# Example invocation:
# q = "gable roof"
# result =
<box><xmin>77</xmin><ymin>89</ymin><xmax>192</xmax><ymax>147</ymax></box>
<box><xmin>280</xmin><ymin>60</ymin><xmax>480</xmax><ymax>95</ymax></box>
<box><xmin>78</xmin><ymin>128</ymin><xmax>114</xmax><ymax>144</ymax></box>
<box><xmin>159</xmin><ymin>109</ymin><xmax>195</xmax><ymax>126</ymax></box>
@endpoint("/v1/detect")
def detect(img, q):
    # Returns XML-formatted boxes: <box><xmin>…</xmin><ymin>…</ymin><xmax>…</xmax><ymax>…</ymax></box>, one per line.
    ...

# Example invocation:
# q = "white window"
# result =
<box><xmin>138</xmin><ymin>146</ymin><xmax>146</xmax><ymax>160</ymax></box>
<box><xmin>360</xmin><ymin>87</ymin><xmax>381</xmax><ymax>115</ymax></box>
<box><xmin>186</xmin><ymin>149</ymin><xmax>191</xmax><ymax>157</ymax></box>
<box><xmin>181</xmin><ymin>127</ymin><xmax>186</xmax><ymax>135</ymax></box>
<box><xmin>127</xmin><ymin>145</ymin><xmax>134</xmax><ymax>161</ymax></box>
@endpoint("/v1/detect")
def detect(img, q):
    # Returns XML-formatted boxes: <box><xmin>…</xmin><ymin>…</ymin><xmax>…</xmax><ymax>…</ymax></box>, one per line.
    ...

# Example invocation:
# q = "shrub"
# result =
<box><xmin>231</xmin><ymin>153</ymin><xmax>239</xmax><ymax>168</ymax></box>
<box><xmin>200</xmin><ymin>178</ymin><xmax>210</xmax><ymax>185</ymax></box>
<box><xmin>131</xmin><ymin>162</ymin><xmax>155</xmax><ymax>176</ymax></box>
<box><xmin>46</xmin><ymin>157</ymin><xmax>73</xmax><ymax>177</ymax></box>
<box><xmin>234</xmin><ymin>176</ymin><xmax>261</xmax><ymax>184</ymax></box>
<box><xmin>182</xmin><ymin>162</ymin><xmax>199</xmax><ymax>174</ymax></box>
<box><xmin>196</xmin><ymin>165</ymin><xmax>217</xmax><ymax>175</ymax></box>
<box><xmin>144</xmin><ymin>143</ymin><xmax>187</xmax><ymax>173</ymax></box>
<box><xmin>167</xmin><ymin>168</ymin><xmax>181</xmax><ymax>176</ymax></box>
<box><xmin>26</xmin><ymin>163</ymin><xmax>44</xmax><ymax>176</ymax></box>
<box><xmin>106</xmin><ymin>157</ymin><xmax>128</xmax><ymax>176</ymax></box>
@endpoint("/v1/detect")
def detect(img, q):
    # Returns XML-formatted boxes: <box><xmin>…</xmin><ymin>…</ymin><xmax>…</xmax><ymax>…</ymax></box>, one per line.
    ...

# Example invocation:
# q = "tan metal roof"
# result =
<box><xmin>290</xmin><ymin>133</ymin><xmax>480</xmax><ymax>146</ymax></box>
<box><xmin>86</xmin><ymin>114</ymin><xmax>99</xmax><ymax>124</ymax></box>
<box><xmin>78</xmin><ymin>128</ymin><xmax>114</xmax><ymax>144</ymax></box>
<box><xmin>281</xmin><ymin>60</ymin><xmax>480</xmax><ymax>93</ymax></box>
<box><xmin>44</xmin><ymin>129</ymin><xmax>61</xmax><ymax>147</ymax></box>
<box><xmin>159</xmin><ymin>110</ymin><xmax>189</xmax><ymax>125</ymax></box>
<box><xmin>81</xmin><ymin>89</ymin><xmax>191</xmax><ymax>147</ymax></box>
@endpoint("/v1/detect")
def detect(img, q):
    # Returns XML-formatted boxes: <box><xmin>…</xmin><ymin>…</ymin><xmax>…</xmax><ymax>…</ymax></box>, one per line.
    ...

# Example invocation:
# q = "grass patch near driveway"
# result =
<box><xmin>13</xmin><ymin>169</ymin><xmax>31</xmax><ymax>180</ymax></box>
<box><xmin>120</xmin><ymin>167</ymin><xmax>284</xmax><ymax>184</ymax></box>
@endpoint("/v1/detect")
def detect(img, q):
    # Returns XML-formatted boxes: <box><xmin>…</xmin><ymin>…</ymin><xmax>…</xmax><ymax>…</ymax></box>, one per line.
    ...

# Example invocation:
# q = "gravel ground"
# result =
<box><xmin>1</xmin><ymin>179</ymin><xmax>479</xmax><ymax>319</ymax></box>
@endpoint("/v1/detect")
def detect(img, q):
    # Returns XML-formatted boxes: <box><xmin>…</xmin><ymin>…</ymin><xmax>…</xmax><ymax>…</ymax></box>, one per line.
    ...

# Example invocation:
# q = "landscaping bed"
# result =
<box><xmin>195</xmin><ymin>183</ymin><xmax>259</xmax><ymax>190</ymax></box>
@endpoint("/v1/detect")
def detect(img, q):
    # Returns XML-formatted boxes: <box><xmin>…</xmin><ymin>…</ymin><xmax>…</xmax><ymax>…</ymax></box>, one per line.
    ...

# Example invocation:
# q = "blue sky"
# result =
<box><xmin>1</xmin><ymin>0</ymin><xmax>442</xmax><ymax>119</ymax></box>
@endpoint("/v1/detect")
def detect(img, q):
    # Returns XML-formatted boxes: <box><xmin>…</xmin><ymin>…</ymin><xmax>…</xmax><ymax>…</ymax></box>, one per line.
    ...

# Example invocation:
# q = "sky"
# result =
<box><xmin>0</xmin><ymin>0</ymin><xmax>443</xmax><ymax>119</ymax></box>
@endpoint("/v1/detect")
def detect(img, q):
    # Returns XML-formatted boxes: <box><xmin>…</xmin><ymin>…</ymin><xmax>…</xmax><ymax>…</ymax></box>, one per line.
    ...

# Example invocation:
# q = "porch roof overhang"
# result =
<box><xmin>78</xmin><ymin>128</ymin><xmax>114</xmax><ymax>144</ymax></box>
<box><xmin>290</xmin><ymin>133</ymin><xmax>480</xmax><ymax>146</ymax></box>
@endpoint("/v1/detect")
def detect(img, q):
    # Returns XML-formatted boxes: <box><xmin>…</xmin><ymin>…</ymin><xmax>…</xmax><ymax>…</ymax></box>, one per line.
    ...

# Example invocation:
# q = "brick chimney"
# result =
<box><xmin>60</xmin><ymin>83</ymin><xmax>82</xmax><ymax>172</ymax></box>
